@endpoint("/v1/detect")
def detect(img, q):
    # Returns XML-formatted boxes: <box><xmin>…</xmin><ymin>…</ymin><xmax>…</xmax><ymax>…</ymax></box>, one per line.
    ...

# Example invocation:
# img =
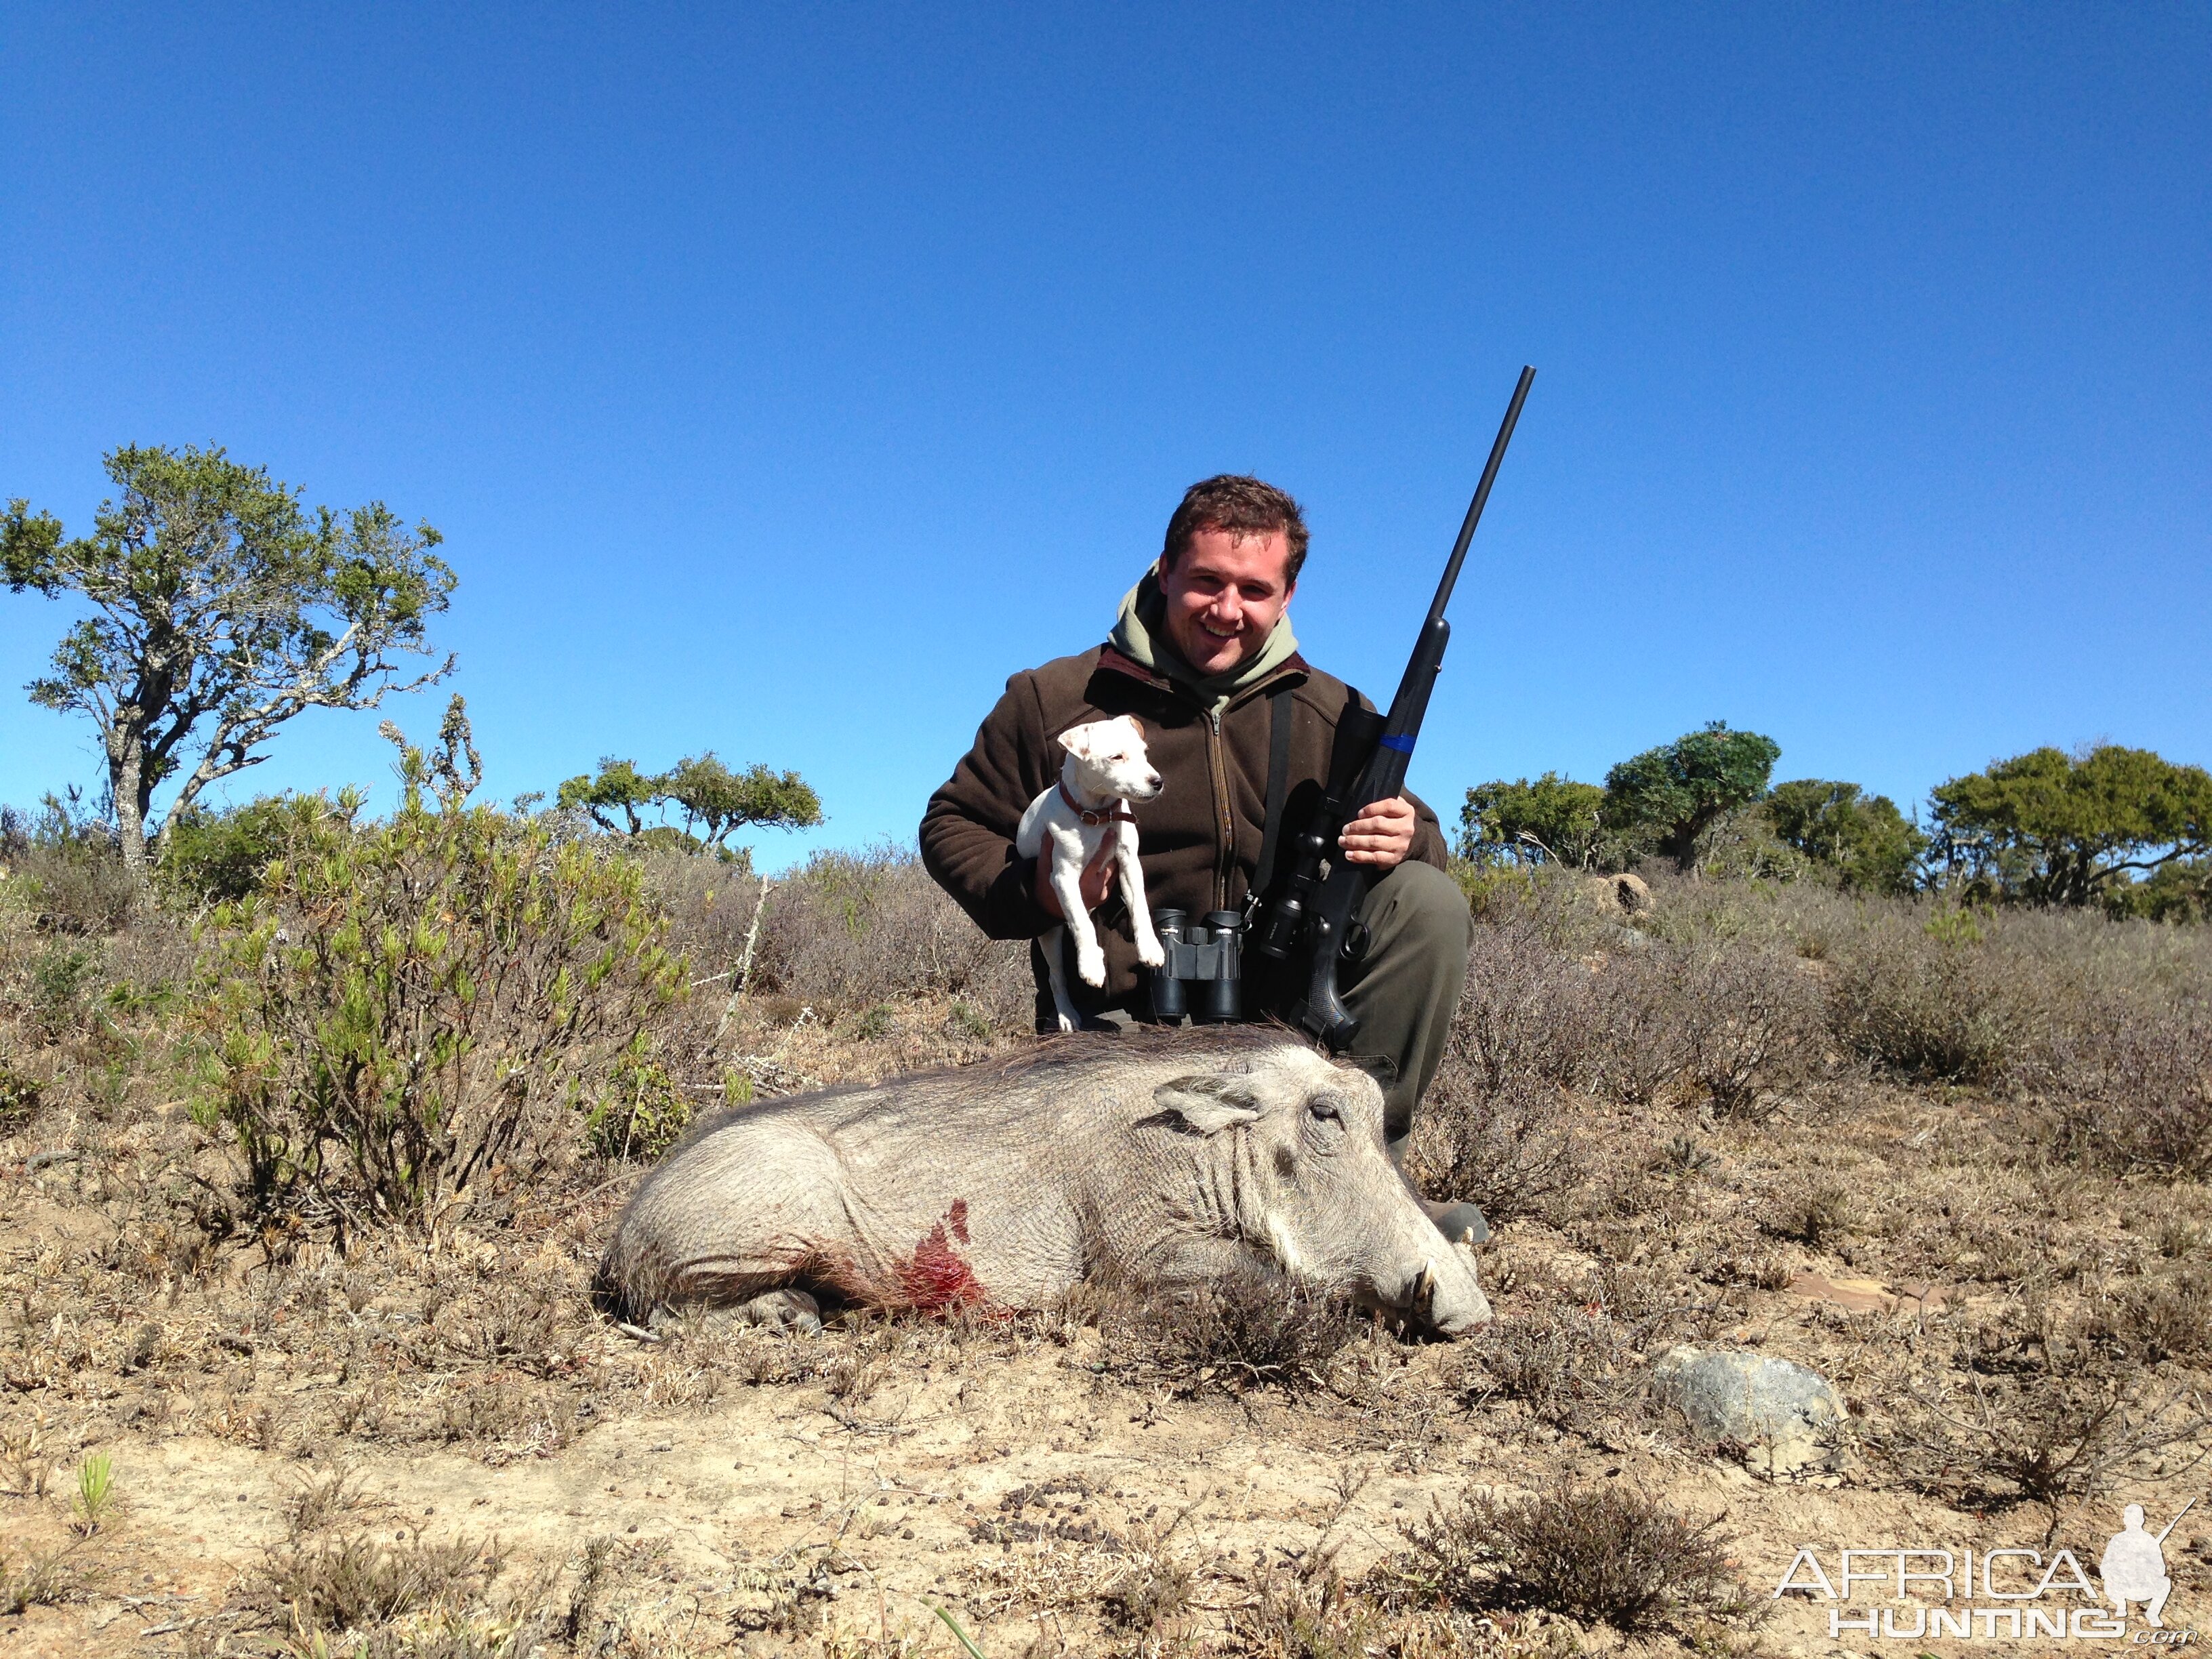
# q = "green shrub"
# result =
<box><xmin>583</xmin><ymin>1048</ymin><xmax>693</xmax><ymax>1162</ymax></box>
<box><xmin>2115</xmin><ymin>857</ymin><xmax>2212</xmax><ymax>923</ymax></box>
<box><xmin>1603</xmin><ymin>722</ymin><xmax>1781</xmax><ymax>873</ymax></box>
<box><xmin>157</xmin><ymin>793</ymin><xmax>346</xmax><ymax>903</ymax></box>
<box><xmin>28</xmin><ymin>941</ymin><xmax>104</xmax><ymax>1040</ymax></box>
<box><xmin>1929</xmin><ymin>744</ymin><xmax>2212</xmax><ymax>908</ymax></box>
<box><xmin>194</xmin><ymin>777</ymin><xmax>685</xmax><ymax>1223</ymax></box>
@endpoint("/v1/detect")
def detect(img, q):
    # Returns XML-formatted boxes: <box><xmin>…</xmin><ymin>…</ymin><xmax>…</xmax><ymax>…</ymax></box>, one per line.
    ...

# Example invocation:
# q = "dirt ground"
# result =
<box><xmin>5</xmin><ymin>996</ymin><xmax>2211</xmax><ymax>1658</ymax></box>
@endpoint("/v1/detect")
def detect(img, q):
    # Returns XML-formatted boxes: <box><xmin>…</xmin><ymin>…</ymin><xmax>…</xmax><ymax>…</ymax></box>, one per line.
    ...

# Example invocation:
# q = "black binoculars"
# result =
<box><xmin>1147</xmin><ymin>908</ymin><xmax>1246</xmax><ymax>1023</ymax></box>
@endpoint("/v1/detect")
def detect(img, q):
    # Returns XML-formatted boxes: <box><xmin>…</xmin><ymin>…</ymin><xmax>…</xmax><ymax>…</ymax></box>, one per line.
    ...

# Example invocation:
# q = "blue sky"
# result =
<box><xmin>3</xmin><ymin>5</ymin><xmax>2206</xmax><ymax>869</ymax></box>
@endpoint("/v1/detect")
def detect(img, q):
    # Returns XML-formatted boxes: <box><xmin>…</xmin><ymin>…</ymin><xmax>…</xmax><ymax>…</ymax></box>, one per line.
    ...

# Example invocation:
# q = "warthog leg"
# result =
<box><xmin>735</xmin><ymin>1288</ymin><xmax>824</xmax><ymax>1335</ymax></box>
<box><xmin>644</xmin><ymin>1288</ymin><xmax>825</xmax><ymax>1338</ymax></box>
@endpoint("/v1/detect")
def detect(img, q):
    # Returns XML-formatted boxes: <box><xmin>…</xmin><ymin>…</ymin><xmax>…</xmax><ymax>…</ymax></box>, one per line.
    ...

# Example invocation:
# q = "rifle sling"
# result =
<box><xmin>1252</xmin><ymin>684</ymin><xmax>1296</xmax><ymax>899</ymax></box>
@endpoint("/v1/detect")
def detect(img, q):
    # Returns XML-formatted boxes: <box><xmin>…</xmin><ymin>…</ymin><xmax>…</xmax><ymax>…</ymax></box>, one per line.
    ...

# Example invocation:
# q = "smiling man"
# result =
<box><xmin>920</xmin><ymin>474</ymin><xmax>1483</xmax><ymax>1242</ymax></box>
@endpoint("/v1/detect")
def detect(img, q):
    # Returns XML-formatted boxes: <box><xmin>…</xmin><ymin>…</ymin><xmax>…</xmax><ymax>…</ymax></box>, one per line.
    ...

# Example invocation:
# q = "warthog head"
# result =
<box><xmin>1146</xmin><ymin>1046</ymin><xmax>1491</xmax><ymax>1336</ymax></box>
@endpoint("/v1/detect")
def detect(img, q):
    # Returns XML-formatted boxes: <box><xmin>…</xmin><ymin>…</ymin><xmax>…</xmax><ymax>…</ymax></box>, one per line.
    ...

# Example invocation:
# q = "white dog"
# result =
<box><xmin>1016</xmin><ymin>715</ymin><xmax>1166</xmax><ymax>1032</ymax></box>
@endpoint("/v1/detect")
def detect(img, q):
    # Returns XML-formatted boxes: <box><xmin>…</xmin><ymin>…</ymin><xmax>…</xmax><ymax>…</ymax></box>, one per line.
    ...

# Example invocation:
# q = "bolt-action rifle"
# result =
<box><xmin>1251</xmin><ymin>365</ymin><xmax>1536</xmax><ymax>1050</ymax></box>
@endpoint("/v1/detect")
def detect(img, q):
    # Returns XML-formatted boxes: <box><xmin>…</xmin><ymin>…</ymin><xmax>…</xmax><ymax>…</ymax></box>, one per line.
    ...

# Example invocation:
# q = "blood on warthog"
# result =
<box><xmin>898</xmin><ymin>1199</ymin><xmax>987</xmax><ymax>1313</ymax></box>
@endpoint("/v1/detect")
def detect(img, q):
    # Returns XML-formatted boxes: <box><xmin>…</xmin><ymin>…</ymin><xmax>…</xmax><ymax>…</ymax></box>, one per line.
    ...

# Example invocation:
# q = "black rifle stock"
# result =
<box><xmin>1252</xmin><ymin>365</ymin><xmax>1535</xmax><ymax>1050</ymax></box>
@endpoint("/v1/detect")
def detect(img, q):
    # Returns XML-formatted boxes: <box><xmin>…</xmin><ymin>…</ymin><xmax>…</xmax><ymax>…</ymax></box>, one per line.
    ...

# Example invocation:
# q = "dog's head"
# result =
<box><xmin>1058</xmin><ymin>715</ymin><xmax>1163</xmax><ymax>803</ymax></box>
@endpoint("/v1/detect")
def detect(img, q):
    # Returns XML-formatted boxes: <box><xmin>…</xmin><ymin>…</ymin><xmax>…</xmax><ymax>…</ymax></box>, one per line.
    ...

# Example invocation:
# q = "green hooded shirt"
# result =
<box><xmin>1107</xmin><ymin>567</ymin><xmax>1301</xmax><ymax>718</ymax></box>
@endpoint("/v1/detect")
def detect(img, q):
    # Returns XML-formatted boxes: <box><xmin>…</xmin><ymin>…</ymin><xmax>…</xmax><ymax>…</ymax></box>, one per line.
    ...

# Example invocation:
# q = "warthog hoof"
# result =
<box><xmin>737</xmin><ymin>1288</ymin><xmax>824</xmax><ymax>1335</ymax></box>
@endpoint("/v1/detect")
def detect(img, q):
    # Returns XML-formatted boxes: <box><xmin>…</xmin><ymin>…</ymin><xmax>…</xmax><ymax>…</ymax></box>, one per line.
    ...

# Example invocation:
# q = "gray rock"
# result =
<box><xmin>1652</xmin><ymin>1345</ymin><xmax>1844</xmax><ymax>1475</ymax></box>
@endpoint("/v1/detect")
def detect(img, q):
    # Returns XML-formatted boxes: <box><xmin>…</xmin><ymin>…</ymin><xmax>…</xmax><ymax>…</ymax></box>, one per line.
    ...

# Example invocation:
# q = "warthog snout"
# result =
<box><xmin>1409</xmin><ymin>1247</ymin><xmax>1492</xmax><ymax>1336</ymax></box>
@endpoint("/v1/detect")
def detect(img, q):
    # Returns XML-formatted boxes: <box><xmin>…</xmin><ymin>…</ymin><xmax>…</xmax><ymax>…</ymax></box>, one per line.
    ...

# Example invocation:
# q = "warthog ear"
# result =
<box><xmin>1152</xmin><ymin>1074</ymin><xmax>1263</xmax><ymax>1136</ymax></box>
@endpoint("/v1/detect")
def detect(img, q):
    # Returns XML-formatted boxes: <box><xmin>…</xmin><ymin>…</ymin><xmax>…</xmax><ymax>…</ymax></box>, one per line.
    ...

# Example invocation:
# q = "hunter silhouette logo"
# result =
<box><xmin>2102</xmin><ymin>1498</ymin><xmax>2193</xmax><ymax>1630</ymax></box>
<box><xmin>1774</xmin><ymin>1494</ymin><xmax>2201</xmax><ymax>1642</ymax></box>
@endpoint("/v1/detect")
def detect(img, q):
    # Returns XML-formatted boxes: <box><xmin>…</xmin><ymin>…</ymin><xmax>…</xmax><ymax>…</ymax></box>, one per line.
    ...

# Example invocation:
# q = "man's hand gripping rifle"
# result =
<box><xmin>1251</xmin><ymin>365</ymin><xmax>1536</xmax><ymax>1050</ymax></box>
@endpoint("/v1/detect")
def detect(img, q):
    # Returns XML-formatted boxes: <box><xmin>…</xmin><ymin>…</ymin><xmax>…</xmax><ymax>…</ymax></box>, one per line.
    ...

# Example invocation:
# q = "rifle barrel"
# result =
<box><xmin>2155</xmin><ymin>1495</ymin><xmax>2197</xmax><ymax>1544</ymax></box>
<box><xmin>1427</xmin><ymin>365</ymin><xmax>1536</xmax><ymax>628</ymax></box>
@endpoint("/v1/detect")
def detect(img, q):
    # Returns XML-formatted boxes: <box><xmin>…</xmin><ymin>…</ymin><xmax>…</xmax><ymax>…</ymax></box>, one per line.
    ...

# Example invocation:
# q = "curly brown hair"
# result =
<box><xmin>1160</xmin><ymin>474</ymin><xmax>1309</xmax><ymax>586</ymax></box>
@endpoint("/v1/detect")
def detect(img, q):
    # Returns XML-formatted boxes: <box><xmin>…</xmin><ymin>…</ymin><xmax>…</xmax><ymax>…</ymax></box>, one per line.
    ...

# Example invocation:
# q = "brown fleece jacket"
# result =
<box><xmin>919</xmin><ymin>644</ymin><xmax>1449</xmax><ymax>1021</ymax></box>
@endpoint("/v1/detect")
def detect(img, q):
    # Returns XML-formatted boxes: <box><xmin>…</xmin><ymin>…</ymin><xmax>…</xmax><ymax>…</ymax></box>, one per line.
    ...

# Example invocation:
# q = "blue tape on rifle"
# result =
<box><xmin>1379</xmin><ymin>735</ymin><xmax>1415</xmax><ymax>754</ymax></box>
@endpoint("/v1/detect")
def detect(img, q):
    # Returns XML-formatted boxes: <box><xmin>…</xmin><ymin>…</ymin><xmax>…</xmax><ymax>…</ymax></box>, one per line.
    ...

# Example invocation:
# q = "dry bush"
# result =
<box><xmin>1825</xmin><ymin>916</ymin><xmax>2043</xmax><ymax>1082</ymax></box>
<box><xmin>2018</xmin><ymin>995</ymin><xmax>2212</xmax><ymax>1175</ymax></box>
<box><xmin>1870</xmin><ymin>1308</ymin><xmax>2212</xmax><ymax>1519</ymax></box>
<box><xmin>1761</xmin><ymin>1179</ymin><xmax>1852</xmax><ymax>1249</ymax></box>
<box><xmin>1215</xmin><ymin>1563</ymin><xmax>1403</xmax><ymax>1659</ymax></box>
<box><xmin>1465</xmin><ymin>873</ymin><xmax>2211</xmax><ymax>1162</ymax></box>
<box><xmin>1409</xmin><ymin>1079</ymin><xmax>1584</xmax><ymax>1230</ymax></box>
<box><xmin>1382</xmin><ymin>1482</ymin><xmax>1755</xmax><ymax>1635</ymax></box>
<box><xmin>636</xmin><ymin>848</ymin><xmax>767</xmax><ymax>974</ymax></box>
<box><xmin>0</xmin><ymin>1059</ymin><xmax>42</xmax><ymax>1133</ymax></box>
<box><xmin>1</xmin><ymin>1542</ymin><xmax>82</xmax><ymax>1615</ymax></box>
<box><xmin>0</xmin><ymin>814</ymin><xmax>139</xmax><ymax>934</ymax></box>
<box><xmin>1103</xmin><ymin>1261</ymin><xmax>1363</xmax><ymax>1397</ymax></box>
<box><xmin>1450</xmin><ymin>903</ymin><xmax>1607</xmax><ymax>1094</ymax></box>
<box><xmin>2084</xmin><ymin>1267</ymin><xmax>2212</xmax><ymax>1366</ymax></box>
<box><xmin>1666</xmin><ymin>943</ymin><xmax>1827</xmax><ymax>1115</ymax></box>
<box><xmin>750</xmin><ymin>843</ymin><xmax>1031</xmax><ymax>1023</ymax></box>
<box><xmin>1456</xmin><ymin>1306</ymin><xmax>1649</xmax><ymax>1435</ymax></box>
<box><xmin>1446</xmin><ymin>878</ymin><xmax>1828</xmax><ymax>1128</ymax></box>
<box><xmin>1406</xmin><ymin>905</ymin><xmax>1593</xmax><ymax>1223</ymax></box>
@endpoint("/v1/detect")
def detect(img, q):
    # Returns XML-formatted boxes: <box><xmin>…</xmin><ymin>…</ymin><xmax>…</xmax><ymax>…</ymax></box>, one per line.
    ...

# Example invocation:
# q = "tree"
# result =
<box><xmin>3</xmin><ymin>445</ymin><xmax>453</xmax><ymax>875</ymax></box>
<box><xmin>557</xmin><ymin>757</ymin><xmax>661</xmax><ymax>836</ymax></box>
<box><xmin>557</xmin><ymin>752</ymin><xmax>822</xmax><ymax>858</ymax></box>
<box><xmin>1602</xmin><ymin>722</ymin><xmax>1782</xmax><ymax>873</ymax></box>
<box><xmin>1929</xmin><ymin>745</ymin><xmax>2212</xmax><ymax>908</ymax></box>
<box><xmin>1458</xmin><ymin>773</ymin><xmax>1609</xmax><ymax>868</ymax></box>
<box><xmin>660</xmin><ymin>753</ymin><xmax>822</xmax><ymax>852</ymax></box>
<box><xmin>1765</xmin><ymin>779</ymin><xmax>1927</xmax><ymax>895</ymax></box>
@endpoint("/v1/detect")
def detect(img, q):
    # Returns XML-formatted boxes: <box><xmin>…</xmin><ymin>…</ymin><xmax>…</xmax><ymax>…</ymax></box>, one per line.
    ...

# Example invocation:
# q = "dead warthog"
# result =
<box><xmin>594</xmin><ymin>1030</ymin><xmax>1490</xmax><ymax>1336</ymax></box>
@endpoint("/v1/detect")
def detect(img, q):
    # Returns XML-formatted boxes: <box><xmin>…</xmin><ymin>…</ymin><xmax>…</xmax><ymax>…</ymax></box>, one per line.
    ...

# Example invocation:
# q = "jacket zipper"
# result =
<box><xmin>1207</xmin><ymin>710</ymin><xmax>1233</xmax><ymax>911</ymax></box>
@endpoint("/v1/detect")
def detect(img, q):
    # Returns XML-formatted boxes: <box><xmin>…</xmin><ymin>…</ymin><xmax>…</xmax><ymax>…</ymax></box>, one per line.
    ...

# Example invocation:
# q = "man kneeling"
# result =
<box><xmin>920</xmin><ymin>474</ymin><xmax>1484</xmax><ymax>1245</ymax></box>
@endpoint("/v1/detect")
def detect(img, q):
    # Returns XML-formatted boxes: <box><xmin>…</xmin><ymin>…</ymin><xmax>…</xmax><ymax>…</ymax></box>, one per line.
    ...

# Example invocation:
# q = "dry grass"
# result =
<box><xmin>3</xmin><ymin>832</ymin><xmax>2211</xmax><ymax>1655</ymax></box>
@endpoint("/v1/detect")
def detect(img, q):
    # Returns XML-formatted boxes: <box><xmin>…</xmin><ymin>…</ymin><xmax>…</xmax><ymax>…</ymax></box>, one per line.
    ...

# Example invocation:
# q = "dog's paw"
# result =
<box><xmin>1136</xmin><ymin>936</ymin><xmax>1165</xmax><ymax>969</ymax></box>
<box><xmin>1077</xmin><ymin>945</ymin><xmax>1107</xmax><ymax>986</ymax></box>
<box><xmin>1052</xmin><ymin>1010</ymin><xmax>1078</xmax><ymax>1034</ymax></box>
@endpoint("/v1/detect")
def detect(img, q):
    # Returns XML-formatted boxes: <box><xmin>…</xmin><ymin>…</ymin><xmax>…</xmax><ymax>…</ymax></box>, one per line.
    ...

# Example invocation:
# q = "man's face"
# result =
<box><xmin>1158</xmin><ymin>526</ymin><xmax>1296</xmax><ymax>677</ymax></box>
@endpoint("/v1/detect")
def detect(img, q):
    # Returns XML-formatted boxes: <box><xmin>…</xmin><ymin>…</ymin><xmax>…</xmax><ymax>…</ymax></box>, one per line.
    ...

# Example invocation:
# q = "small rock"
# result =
<box><xmin>1653</xmin><ymin>1345</ymin><xmax>1844</xmax><ymax>1476</ymax></box>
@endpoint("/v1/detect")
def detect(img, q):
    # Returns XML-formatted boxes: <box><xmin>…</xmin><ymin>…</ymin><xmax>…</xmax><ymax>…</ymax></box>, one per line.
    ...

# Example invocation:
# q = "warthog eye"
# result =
<box><xmin>1307</xmin><ymin>1097</ymin><xmax>1342</xmax><ymax>1124</ymax></box>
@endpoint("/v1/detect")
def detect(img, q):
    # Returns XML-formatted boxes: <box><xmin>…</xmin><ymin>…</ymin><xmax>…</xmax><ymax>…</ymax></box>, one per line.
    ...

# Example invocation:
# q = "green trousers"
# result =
<box><xmin>1328</xmin><ymin>859</ymin><xmax>1475</xmax><ymax>1149</ymax></box>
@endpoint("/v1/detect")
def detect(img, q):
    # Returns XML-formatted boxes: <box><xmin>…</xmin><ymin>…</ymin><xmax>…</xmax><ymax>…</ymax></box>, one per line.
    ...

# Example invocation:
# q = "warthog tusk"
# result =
<box><xmin>1414</xmin><ymin>1257</ymin><xmax>1437</xmax><ymax>1307</ymax></box>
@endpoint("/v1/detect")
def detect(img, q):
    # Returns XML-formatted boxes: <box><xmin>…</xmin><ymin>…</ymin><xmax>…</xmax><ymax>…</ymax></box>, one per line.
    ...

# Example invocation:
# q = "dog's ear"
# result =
<box><xmin>1057</xmin><ymin>720</ymin><xmax>1099</xmax><ymax>761</ymax></box>
<box><xmin>1128</xmin><ymin>716</ymin><xmax>1145</xmax><ymax>739</ymax></box>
